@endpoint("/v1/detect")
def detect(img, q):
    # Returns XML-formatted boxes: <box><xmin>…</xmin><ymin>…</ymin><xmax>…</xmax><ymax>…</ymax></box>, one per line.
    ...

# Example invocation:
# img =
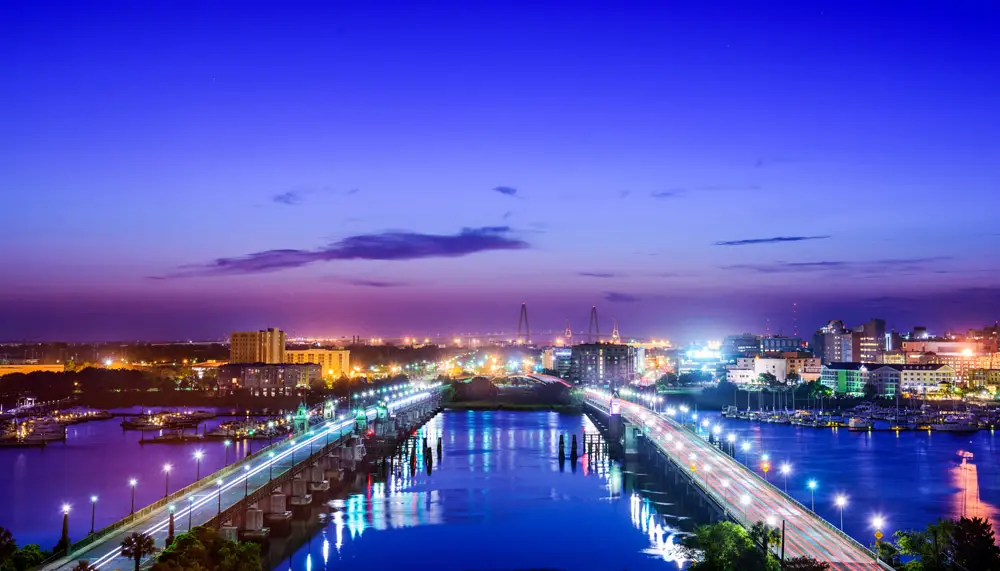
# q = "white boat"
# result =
<box><xmin>933</xmin><ymin>416</ymin><xmax>979</xmax><ymax>433</ymax></box>
<box><xmin>27</xmin><ymin>421</ymin><xmax>67</xmax><ymax>441</ymax></box>
<box><xmin>848</xmin><ymin>417</ymin><xmax>873</xmax><ymax>431</ymax></box>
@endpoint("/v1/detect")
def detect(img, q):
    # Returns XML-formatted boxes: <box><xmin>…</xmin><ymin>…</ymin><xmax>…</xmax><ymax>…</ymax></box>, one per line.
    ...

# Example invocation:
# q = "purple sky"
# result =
<box><xmin>2</xmin><ymin>1</ymin><xmax>999</xmax><ymax>342</ymax></box>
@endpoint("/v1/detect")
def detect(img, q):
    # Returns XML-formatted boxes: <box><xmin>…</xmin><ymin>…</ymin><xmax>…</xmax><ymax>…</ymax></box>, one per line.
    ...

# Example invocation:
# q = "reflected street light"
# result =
<box><xmin>835</xmin><ymin>494</ymin><xmax>847</xmax><ymax>530</ymax></box>
<box><xmin>807</xmin><ymin>479</ymin><xmax>817</xmax><ymax>511</ymax></box>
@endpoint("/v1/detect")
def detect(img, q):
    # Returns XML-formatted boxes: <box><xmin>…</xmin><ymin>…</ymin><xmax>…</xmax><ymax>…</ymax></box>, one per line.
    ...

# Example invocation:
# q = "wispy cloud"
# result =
<box><xmin>714</xmin><ymin>235</ymin><xmax>831</xmax><ymax>247</ymax></box>
<box><xmin>721</xmin><ymin>256</ymin><xmax>951</xmax><ymax>275</ymax></box>
<box><xmin>619</xmin><ymin>190</ymin><xmax>632</xmax><ymax>199</ymax></box>
<box><xmin>754</xmin><ymin>157</ymin><xmax>799</xmax><ymax>168</ymax></box>
<box><xmin>651</xmin><ymin>189</ymin><xmax>684</xmax><ymax>199</ymax></box>
<box><xmin>493</xmin><ymin>186</ymin><xmax>518</xmax><ymax>197</ymax></box>
<box><xmin>579</xmin><ymin>272</ymin><xmax>618</xmax><ymax>278</ymax></box>
<box><xmin>344</xmin><ymin>278</ymin><xmax>407</xmax><ymax>288</ymax></box>
<box><xmin>604</xmin><ymin>291</ymin><xmax>640</xmax><ymax>303</ymax></box>
<box><xmin>272</xmin><ymin>190</ymin><xmax>304</xmax><ymax>205</ymax></box>
<box><xmin>272</xmin><ymin>186</ymin><xmax>360</xmax><ymax>206</ymax></box>
<box><xmin>159</xmin><ymin>226</ymin><xmax>529</xmax><ymax>278</ymax></box>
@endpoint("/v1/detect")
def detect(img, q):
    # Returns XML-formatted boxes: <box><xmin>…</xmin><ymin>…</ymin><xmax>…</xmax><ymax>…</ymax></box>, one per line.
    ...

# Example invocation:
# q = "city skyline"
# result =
<box><xmin>3</xmin><ymin>1</ymin><xmax>999</xmax><ymax>340</ymax></box>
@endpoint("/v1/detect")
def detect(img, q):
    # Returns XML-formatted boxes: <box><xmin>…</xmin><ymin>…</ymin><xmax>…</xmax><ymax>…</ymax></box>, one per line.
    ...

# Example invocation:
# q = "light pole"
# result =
<box><xmin>244</xmin><ymin>466</ymin><xmax>250</xmax><ymax>497</ymax></box>
<box><xmin>163</xmin><ymin>463</ymin><xmax>172</xmax><ymax>498</ymax></box>
<box><xmin>217</xmin><ymin>480</ymin><xmax>224</xmax><ymax>514</ymax></box>
<box><xmin>194</xmin><ymin>450</ymin><xmax>204</xmax><ymax>480</ymax></box>
<box><xmin>90</xmin><ymin>495</ymin><xmax>98</xmax><ymax>534</ymax></box>
<box><xmin>741</xmin><ymin>442</ymin><xmax>750</xmax><ymax>465</ymax></box>
<box><xmin>726</xmin><ymin>433</ymin><xmax>735</xmax><ymax>456</ymax></box>
<box><xmin>188</xmin><ymin>497</ymin><xmax>194</xmax><ymax>530</ymax></box>
<box><xmin>835</xmin><ymin>495</ymin><xmax>847</xmax><ymax>530</ymax></box>
<box><xmin>268</xmin><ymin>452</ymin><xmax>275</xmax><ymax>480</ymax></box>
<box><xmin>740</xmin><ymin>494</ymin><xmax>750</xmax><ymax>523</ymax></box>
<box><xmin>872</xmin><ymin>516</ymin><xmax>885</xmax><ymax>563</ymax></box>
<box><xmin>129</xmin><ymin>478</ymin><xmax>137</xmax><ymax>515</ymax></box>
<box><xmin>807</xmin><ymin>479</ymin><xmax>817</xmax><ymax>511</ymax></box>
<box><xmin>224</xmin><ymin>440</ymin><xmax>232</xmax><ymax>466</ymax></box>
<box><xmin>721</xmin><ymin>479</ymin><xmax>730</xmax><ymax>517</ymax></box>
<box><xmin>291</xmin><ymin>440</ymin><xmax>296</xmax><ymax>464</ymax></box>
<box><xmin>780</xmin><ymin>463</ymin><xmax>791</xmax><ymax>493</ymax></box>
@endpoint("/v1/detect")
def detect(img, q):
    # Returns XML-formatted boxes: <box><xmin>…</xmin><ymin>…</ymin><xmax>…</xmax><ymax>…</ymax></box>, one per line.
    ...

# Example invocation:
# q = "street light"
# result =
<box><xmin>726</xmin><ymin>433</ymin><xmax>735</xmax><ymax>455</ymax></box>
<box><xmin>224</xmin><ymin>440</ymin><xmax>232</xmax><ymax>466</ymax></box>
<box><xmin>835</xmin><ymin>495</ymin><xmax>847</xmax><ymax>530</ymax></box>
<box><xmin>872</xmin><ymin>515</ymin><xmax>886</xmax><ymax>562</ymax></box>
<box><xmin>243</xmin><ymin>466</ymin><xmax>250</xmax><ymax>497</ymax></box>
<box><xmin>188</xmin><ymin>496</ymin><xmax>194</xmax><ymax>530</ymax></box>
<box><xmin>194</xmin><ymin>450</ymin><xmax>204</xmax><ymax>480</ymax></box>
<box><xmin>129</xmin><ymin>478</ymin><xmax>137</xmax><ymax>515</ymax></box>
<box><xmin>268</xmin><ymin>452</ymin><xmax>275</xmax><ymax>480</ymax></box>
<box><xmin>163</xmin><ymin>463</ymin><xmax>172</xmax><ymax>498</ymax></box>
<box><xmin>807</xmin><ymin>479</ymin><xmax>817</xmax><ymax>511</ymax></box>
<box><xmin>217</xmin><ymin>480</ymin><xmax>224</xmax><ymax>514</ymax></box>
<box><xmin>721</xmin><ymin>479</ymin><xmax>731</xmax><ymax>516</ymax></box>
<box><xmin>741</xmin><ymin>442</ymin><xmax>750</xmax><ymax>465</ymax></box>
<box><xmin>780</xmin><ymin>463</ymin><xmax>791</xmax><ymax>493</ymax></box>
<box><xmin>90</xmin><ymin>496</ymin><xmax>98</xmax><ymax>534</ymax></box>
<box><xmin>740</xmin><ymin>494</ymin><xmax>750</xmax><ymax>522</ymax></box>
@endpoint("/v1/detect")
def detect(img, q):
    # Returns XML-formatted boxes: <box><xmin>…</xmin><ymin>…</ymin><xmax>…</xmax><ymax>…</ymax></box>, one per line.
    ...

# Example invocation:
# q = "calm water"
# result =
<box><xmin>274</xmin><ymin>410</ymin><xmax>691</xmax><ymax>571</ymax></box>
<box><xmin>1</xmin><ymin>409</ymin><xmax>276</xmax><ymax>547</ymax></box>
<box><xmin>704</xmin><ymin>412</ymin><xmax>1000</xmax><ymax>543</ymax></box>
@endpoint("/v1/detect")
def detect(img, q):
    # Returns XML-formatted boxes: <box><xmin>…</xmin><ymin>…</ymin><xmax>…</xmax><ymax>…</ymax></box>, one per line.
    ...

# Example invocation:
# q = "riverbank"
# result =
<box><xmin>443</xmin><ymin>401</ymin><xmax>582</xmax><ymax>413</ymax></box>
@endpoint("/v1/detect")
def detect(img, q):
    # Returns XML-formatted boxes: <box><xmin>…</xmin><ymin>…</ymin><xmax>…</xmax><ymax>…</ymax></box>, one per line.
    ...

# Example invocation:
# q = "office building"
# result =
<box><xmin>760</xmin><ymin>336</ymin><xmax>804</xmax><ymax>353</ymax></box>
<box><xmin>285</xmin><ymin>348</ymin><xmax>350</xmax><ymax>379</ymax></box>
<box><xmin>570</xmin><ymin>343</ymin><xmax>637</xmax><ymax>383</ymax></box>
<box><xmin>853</xmin><ymin>319</ymin><xmax>887</xmax><ymax>362</ymax></box>
<box><xmin>230</xmin><ymin>328</ymin><xmax>286</xmax><ymax>364</ymax></box>
<box><xmin>813</xmin><ymin>321</ymin><xmax>854</xmax><ymax>364</ymax></box>
<box><xmin>869</xmin><ymin>364</ymin><xmax>954</xmax><ymax>396</ymax></box>
<box><xmin>722</xmin><ymin>334</ymin><xmax>760</xmax><ymax>360</ymax></box>
<box><xmin>819</xmin><ymin>363</ymin><xmax>870</xmax><ymax>396</ymax></box>
<box><xmin>542</xmin><ymin>347</ymin><xmax>573</xmax><ymax>378</ymax></box>
<box><xmin>216</xmin><ymin>363</ymin><xmax>320</xmax><ymax>396</ymax></box>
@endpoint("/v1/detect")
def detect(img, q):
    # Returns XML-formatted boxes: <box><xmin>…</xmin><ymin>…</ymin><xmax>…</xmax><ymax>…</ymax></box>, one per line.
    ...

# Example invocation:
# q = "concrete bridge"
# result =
<box><xmin>41</xmin><ymin>386</ymin><xmax>445</xmax><ymax>571</ymax></box>
<box><xmin>584</xmin><ymin>389</ymin><xmax>892</xmax><ymax>571</ymax></box>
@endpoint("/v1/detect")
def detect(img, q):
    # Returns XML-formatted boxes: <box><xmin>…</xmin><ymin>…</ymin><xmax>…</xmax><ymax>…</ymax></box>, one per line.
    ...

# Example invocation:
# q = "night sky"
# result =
<box><xmin>2</xmin><ymin>1</ymin><xmax>999</xmax><ymax>341</ymax></box>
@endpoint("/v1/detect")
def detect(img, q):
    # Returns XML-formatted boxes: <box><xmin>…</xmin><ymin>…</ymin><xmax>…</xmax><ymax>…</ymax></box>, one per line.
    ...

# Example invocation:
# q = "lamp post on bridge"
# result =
<box><xmin>244</xmin><ymin>466</ymin><xmax>250</xmax><ymax>498</ymax></box>
<box><xmin>224</xmin><ymin>440</ymin><xmax>232</xmax><ymax>466</ymax></box>
<box><xmin>835</xmin><ymin>494</ymin><xmax>847</xmax><ymax>530</ymax></box>
<box><xmin>268</xmin><ymin>452</ymin><xmax>275</xmax><ymax>480</ymax></box>
<box><xmin>89</xmin><ymin>495</ymin><xmax>97</xmax><ymax>534</ymax></box>
<box><xmin>780</xmin><ymin>463</ymin><xmax>791</xmax><ymax>493</ymax></box>
<box><xmin>807</xmin><ymin>479</ymin><xmax>817</xmax><ymax>512</ymax></box>
<box><xmin>129</xmin><ymin>478</ymin><xmax>137</xmax><ymax>515</ymax></box>
<box><xmin>163</xmin><ymin>463</ymin><xmax>173</xmax><ymax>498</ymax></box>
<box><xmin>217</xmin><ymin>480</ymin><xmax>224</xmax><ymax>515</ymax></box>
<box><xmin>188</xmin><ymin>496</ymin><xmax>194</xmax><ymax>530</ymax></box>
<box><xmin>193</xmin><ymin>450</ymin><xmax>204</xmax><ymax>480</ymax></box>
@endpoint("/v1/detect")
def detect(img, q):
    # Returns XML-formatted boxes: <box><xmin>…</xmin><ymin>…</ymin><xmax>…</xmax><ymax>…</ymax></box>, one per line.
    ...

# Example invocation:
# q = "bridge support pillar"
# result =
<box><xmin>262</xmin><ymin>492</ymin><xmax>292</xmax><ymax>536</ymax></box>
<box><xmin>623</xmin><ymin>423</ymin><xmax>639</xmax><ymax>457</ymax></box>
<box><xmin>307</xmin><ymin>465</ymin><xmax>330</xmax><ymax>500</ymax></box>
<box><xmin>240</xmin><ymin>508</ymin><xmax>270</xmax><ymax>543</ymax></box>
<box><xmin>289</xmin><ymin>478</ymin><xmax>313</xmax><ymax>520</ymax></box>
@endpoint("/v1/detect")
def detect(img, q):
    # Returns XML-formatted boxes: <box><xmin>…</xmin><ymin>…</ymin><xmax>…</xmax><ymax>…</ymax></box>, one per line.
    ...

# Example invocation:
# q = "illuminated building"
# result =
<box><xmin>216</xmin><ymin>363</ymin><xmax>320</xmax><ymax>396</ymax></box>
<box><xmin>726</xmin><ymin>353</ymin><xmax>820</xmax><ymax>384</ymax></box>
<box><xmin>870</xmin><ymin>364</ymin><xmax>954</xmax><ymax>396</ymax></box>
<box><xmin>760</xmin><ymin>336</ymin><xmax>803</xmax><ymax>353</ymax></box>
<box><xmin>819</xmin><ymin>363</ymin><xmax>869</xmax><ymax>396</ymax></box>
<box><xmin>722</xmin><ymin>334</ymin><xmax>760</xmax><ymax>359</ymax></box>
<box><xmin>899</xmin><ymin>339</ymin><xmax>995</xmax><ymax>382</ymax></box>
<box><xmin>542</xmin><ymin>347</ymin><xmax>573</xmax><ymax>378</ymax></box>
<box><xmin>678</xmin><ymin>341</ymin><xmax>722</xmax><ymax>374</ymax></box>
<box><xmin>229</xmin><ymin>328</ymin><xmax>286</xmax><ymax>364</ymax></box>
<box><xmin>285</xmin><ymin>348</ymin><xmax>350</xmax><ymax>379</ymax></box>
<box><xmin>570</xmin><ymin>343</ymin><xmax>637</xmax><ymax>383</ymax></box>
<box><xmin>813</xmin><ymin>321</ymin><xmax>854</xmax><ymax>364</ymax></box>
<box><xmin>852</xmin><ymin>319</ymin><xmax>887</xmax><ymax>362</ymax></box>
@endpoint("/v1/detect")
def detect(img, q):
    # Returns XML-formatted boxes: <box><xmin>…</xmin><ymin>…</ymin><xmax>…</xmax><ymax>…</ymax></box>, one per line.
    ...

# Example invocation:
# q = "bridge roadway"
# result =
<box><xmin>43</xmin><ymin>389</ymin><xmax>440</xmax><ymax>571</ymax></box>
<box><xmin>586</xmin><ymin>390</ymin><xmax>888</xmax><ymax>571</ymax></box>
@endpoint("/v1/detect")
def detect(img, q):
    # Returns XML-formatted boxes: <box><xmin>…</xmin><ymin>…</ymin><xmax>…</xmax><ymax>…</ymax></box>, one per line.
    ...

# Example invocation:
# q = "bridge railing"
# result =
<box><xmin>42</xmin><ymin>417</ymin><xmax>350</xmax><ymax>568</ymax></box>
<box><xmin>585</xmin><ymin>394</ymin><xmax>895</xmax><ymax>571</ymax></box>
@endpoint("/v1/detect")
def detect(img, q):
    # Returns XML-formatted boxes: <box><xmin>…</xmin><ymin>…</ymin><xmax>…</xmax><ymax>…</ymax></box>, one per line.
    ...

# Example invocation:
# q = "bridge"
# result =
<box><xmin>584</xmin><ymin>389</ymin><xmax>890</xmax><ymax>571</ymax></box>
<box><xmin>41</xmin><ymin>386</ymin><xmax>445</xmax><ymax>571</ymax></box>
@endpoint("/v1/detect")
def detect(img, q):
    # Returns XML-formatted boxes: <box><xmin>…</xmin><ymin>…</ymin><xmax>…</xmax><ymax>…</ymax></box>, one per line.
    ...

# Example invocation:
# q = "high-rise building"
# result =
<box><xmin>722</xmin><ymin>334</ymin><xmax>760</xmax><ymax>360</ymax></box>
<box><xmin>285</xmin><ymin>348</ymin><xmax>350</xmax><ymax>379</ymax></box>
<box><xmin>541</xmin><ymin>347</ymin><xmax>573</xmax><ymax>378</ymax></box>
<box><xmin>813</xmin><ymin>321</ymin><xmax>854</xmax><ymax>364</ymax></box>
<box><xmin>569</xmin><ymin>343</ymin><xmax>637</xmax><ymax>383</ymax></box>
<box><xmin>229</xmin><ymin>328</ymin><xmax>287</xmax><ymax>364</ymax></box>
<box><xmin>853</xmin><ymin>318</ymin><xmax>887</xmax><ymax>363</ymax></box>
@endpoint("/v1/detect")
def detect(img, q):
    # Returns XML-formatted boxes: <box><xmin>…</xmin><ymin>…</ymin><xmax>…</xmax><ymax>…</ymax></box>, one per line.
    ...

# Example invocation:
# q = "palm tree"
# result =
<box><xmin>71</xmin><ymin>561</ymin><xmax>94</xmax><ymax>571</ymax></box>
<box><xmin>749</xmin><ymin>520</ymin><xmax>782</xmax><ymax>551</ymax></box>
<box><xmin>120</xmin><ymin>532</ymin><xmax>156</xmax><ymax>571</ymax></box>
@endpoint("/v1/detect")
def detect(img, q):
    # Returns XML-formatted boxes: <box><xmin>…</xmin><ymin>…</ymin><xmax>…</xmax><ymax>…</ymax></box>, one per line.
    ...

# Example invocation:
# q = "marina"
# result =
<box><xmin>719</xmin><ymin>401</ymin><xmax>998</xmax><ymax>432</ymax></box>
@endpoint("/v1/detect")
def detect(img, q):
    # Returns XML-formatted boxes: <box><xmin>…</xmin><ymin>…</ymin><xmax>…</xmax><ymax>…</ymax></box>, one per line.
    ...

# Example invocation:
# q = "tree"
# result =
<box><xmin>11</xmin><ymin>545</ymin><xmax>45</xmax><ymax>571</ymax></box>
<box><xmin>948</xmin><ymin>516</ymin><xmax>1000</xmax><ymax>571</ymax></box>
<box><xmin>0</xmin><ymin>527</ymin><xmax>16</xmax><ymax>563</ymax></box>
<box><xmin>895</xmin><ymin>519</ymin><xmax>953</xmax><ymax>570</ymax></box>
<box><xmin>781</xmin><ymin>556</ymin><xmax>829</xmax><ymax>570</ymax></box>
<box><xmin>120</xmin><ymin>532</ymin><xmax>156</xmax><ymax>571</ymax></box>
<box><xmin>152</xmin><ymin>526</ymin><xmax>260</xmax><ymax>571</ymax></box>
<box><xmin>863</xmin><ymin>381</ymin><xmax>879</xmax><ymax>400</ymax></box>
<box><xmin>758</xmin><ymin>373</ymin><xmax>778</xmax><ymax>386</ymax></box>
<box><xmin>684</xmin><ymin>521</ymin><xmax>779</xmax><ymax>571</ymax></box>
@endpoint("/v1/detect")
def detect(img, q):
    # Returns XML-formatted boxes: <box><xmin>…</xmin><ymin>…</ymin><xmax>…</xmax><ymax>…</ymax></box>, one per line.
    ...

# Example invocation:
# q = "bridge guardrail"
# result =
<box><xmin>585</xmin><ymin>395</ymin><xmax>895</xmax><ymax>571</ymax></box>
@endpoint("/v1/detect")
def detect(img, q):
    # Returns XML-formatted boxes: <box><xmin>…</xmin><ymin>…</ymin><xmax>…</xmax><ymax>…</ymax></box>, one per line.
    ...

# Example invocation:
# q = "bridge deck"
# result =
<box><xmin>42</xmin><ymin>390</ymin><xmax>439</xmax><ymax>571</ymax></box>
<box><xmin>586</xmin><ymin>391</ymin><xmax>889</xmax><ymax>570</ymax></box>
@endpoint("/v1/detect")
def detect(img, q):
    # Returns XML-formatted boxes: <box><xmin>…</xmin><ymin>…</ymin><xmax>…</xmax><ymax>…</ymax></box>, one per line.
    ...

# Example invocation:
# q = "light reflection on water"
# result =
<box><xmin>277</xmin><ymin>411</ymin><xmax>692</xmax><ymax>571</ymax></box>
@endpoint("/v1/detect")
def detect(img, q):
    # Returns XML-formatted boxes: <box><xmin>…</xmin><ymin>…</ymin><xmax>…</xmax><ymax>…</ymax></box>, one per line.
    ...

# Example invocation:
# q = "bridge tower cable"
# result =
<box><xmin>588</xmin><ymin>306</ymin><xmax>601</xmax><ymax>343</ymax></box>
<box><xmin>517</xmin><ymin>302</ymin><xmax>530</xmax><ymax>345</ymax></box>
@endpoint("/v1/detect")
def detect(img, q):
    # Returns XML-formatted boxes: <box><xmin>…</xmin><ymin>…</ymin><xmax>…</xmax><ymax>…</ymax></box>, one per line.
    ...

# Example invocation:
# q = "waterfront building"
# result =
<box><xmin>783</xmin><ymin>352</ymin><xmax>822</xmax><ymax>381</ymax></box>
<box><xmin>541</xmin><ymin>347</ymin><xmax>573</xmax><ymax>378</ymax></box>
<box><xmin>869</xmin><ymin>364</ymin><xmax>954</xmax><ymax>396</ymax></box>
<box><xmin>569</xmin><ymin>343</ymin><xmax>637</xmax><ymax>383</ymax></box>
<box><xmin>899</xmin><ymin>339</ymin><xmax>995</xmax><ymax>382</ymax></box>
<box><xmin>968</xmin><ymin>369</ymin><xmax>1000</xmax><ymax>388</ymax></box>
<box><xmin>229</xmin><ymin>328</ymin><xmax>286</xmax><ymax>364</ymax></box>
<box><xmin>726</xmin><ymin>353</ymin><xmax>820</xmax><ymax>384</ymax></box>
<box><xmin>216</xmin><ymin>363</ymin><xmax>320</xmax><ymax>396</ymax></box>
<box><xmin>285</xmin><ymin>348</ymin><xmax>350</xmax><ymax>379</ymax></box>
<box><xmin>819</xmin><ymin>363</ymin><xmax>870</xmax><ymax>396</ymax></box>
<box><xmin>813</xmin><ymin>321</ymin><xmax>854</xmax><ymax>364</ymax></box>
